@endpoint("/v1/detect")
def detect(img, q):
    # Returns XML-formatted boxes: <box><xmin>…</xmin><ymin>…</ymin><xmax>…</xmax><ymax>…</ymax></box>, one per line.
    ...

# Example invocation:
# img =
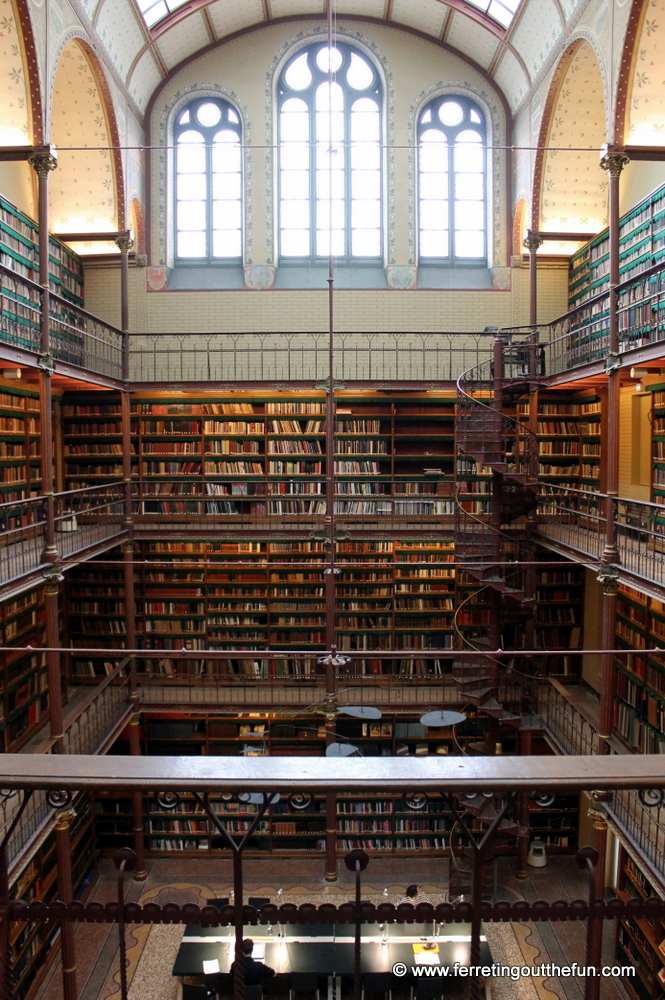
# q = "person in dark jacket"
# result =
<box><xmin>230</xmin><ymin>938</ymin><xmax>275</xmax><ymax>987</ymax></box>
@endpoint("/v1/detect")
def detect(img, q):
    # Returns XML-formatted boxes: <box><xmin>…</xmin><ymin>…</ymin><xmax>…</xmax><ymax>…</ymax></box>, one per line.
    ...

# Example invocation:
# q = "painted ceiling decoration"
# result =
<box><xmin>0</xmin><ymin>0</ymin><xmax>31</xmax><ymax>145</ymax></box>
<box><xmin>625</xmin><ymin>0</ymin><xmax>665</xmax><ymax>145</ymax></box>
<box><xmin>49</xmin><ymin>41</ymin><xmax>118</xmax><ymax>254</ymax></box>
<box><xmin>78</xmin><ymin>0</ymin><xmax>586</xmax><ymax>117</ymax></box>
<box><xmin>538</xmin><ymin>39</ymin><xmax>608</xmax><ymax>253</ymax></box>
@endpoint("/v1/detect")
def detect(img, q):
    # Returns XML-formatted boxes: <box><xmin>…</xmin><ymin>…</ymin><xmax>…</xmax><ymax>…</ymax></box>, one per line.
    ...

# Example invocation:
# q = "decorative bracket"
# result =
<box><xmin>38</xmin><ymin>353</ymin><xmax>55</xmax><ymax>375</ymax></box>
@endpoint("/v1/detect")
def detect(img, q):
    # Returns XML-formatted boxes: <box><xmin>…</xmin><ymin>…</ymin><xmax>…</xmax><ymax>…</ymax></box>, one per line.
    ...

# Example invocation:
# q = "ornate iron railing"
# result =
<box><xmin>0</xmin><ymin>263</ymin><xmax>124</xmax><ymax>379</ymax></box>
<box><xmin>537</xmin><ymin>485</ymin><xmax>665</xmax><ymax>589</ymax></box>
<box><xmin>0</xmin><ymin>484</ymin><xmax>125</xmax><ymax>587</ymax></box>
<box><xmin>128</xmin><ymin>331</ymin><xmax>500</xmax><ymax>384</ymax></box>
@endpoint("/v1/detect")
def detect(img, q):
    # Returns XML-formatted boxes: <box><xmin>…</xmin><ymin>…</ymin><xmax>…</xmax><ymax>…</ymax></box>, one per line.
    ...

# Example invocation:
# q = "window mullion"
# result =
<box><xmin>344</xmin><ymin>90</ymin><xmax>352</xmax><ymax>263</ymax></box>
<box><xmin>309</xmin><ymin>86</ymin><xmax>317</xmax><ymax>263</ymax></box>
<box><xmin>448</xmin><ymin>136</ymin><xmax>455</xmax><ymax>264</ymax></box>
<box><xmin>206</xmin><ymin>128</ymin><xmax>213</xmax><ymax>263</ymax></box>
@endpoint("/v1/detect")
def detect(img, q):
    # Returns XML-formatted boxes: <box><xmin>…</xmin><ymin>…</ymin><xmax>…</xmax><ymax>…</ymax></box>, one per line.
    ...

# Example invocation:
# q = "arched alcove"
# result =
<box><xmin>49</xmin><ymin>40</ymin><xmax>120</xmax><ymax>253</ymax></box>
<box><xmin>534</xmin><ymin>40</ymin><xmax>608</xmax><ymax>253</ymax></box>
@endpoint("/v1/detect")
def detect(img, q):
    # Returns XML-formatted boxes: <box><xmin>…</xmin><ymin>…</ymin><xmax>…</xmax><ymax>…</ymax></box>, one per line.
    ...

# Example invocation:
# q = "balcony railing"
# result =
<box><xmin>0</xmin><ymin>483</ymin><xmax>125</xmax><ymax>587</ymax></box>
<box><xmin>1</xmin><ymin>661</ymin><xmax>132</xmax><ymax>872</ymax></box>
<box><xmin>0</xmin><ymin>263</ymin><xmax>124</xmax><ymax>379</ymax></box>
<box><xmin>128</xmin><ymin>331</ymin><xmax>501</xmax><ymax>384</ymax></box>
<box><xmin>537</xmin><ymin>484</ymin><xmax>665</xmax><ymax>589</ymax></box>
<box><xmin>541</xmin><ymin>679</ymin><xmax>665</xmax><ymax>887</ymax></box>
<box><xmin>133</xmin><ymin>482</ymin><xmax>456</xmax><ymax>534</ymax></box>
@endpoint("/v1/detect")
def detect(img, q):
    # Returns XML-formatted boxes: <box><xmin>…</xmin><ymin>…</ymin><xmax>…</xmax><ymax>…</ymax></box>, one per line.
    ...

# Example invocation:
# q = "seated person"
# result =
<box><xmin>398</xmin><ymin>883</ymin><xmax>431</xmax><ymax>905</ymax></box>
<box><xmin>230</xmin><ymin>938</ymin><xmax>275</xmax><ymax>987</ymax></box>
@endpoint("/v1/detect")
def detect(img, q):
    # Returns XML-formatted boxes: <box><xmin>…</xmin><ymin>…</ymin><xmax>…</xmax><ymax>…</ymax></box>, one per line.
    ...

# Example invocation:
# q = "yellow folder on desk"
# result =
<box><xmin>412</xmin><ymin>943</ymin><xmax>440</xmax><ymax>965</ymax></box>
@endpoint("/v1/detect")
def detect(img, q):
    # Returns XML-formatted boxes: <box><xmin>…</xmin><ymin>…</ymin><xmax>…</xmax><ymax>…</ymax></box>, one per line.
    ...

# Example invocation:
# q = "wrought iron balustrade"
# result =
<box><xmin>128</xmin><ymin>331</ymin><xmax>499</xmax><ymax>384</ymax></box>
<box><xmin>540</xmin><ymin>679</ymin><xmax>665</xmax><ymax>886</ymax></box>
<box><xmin>0</xmin><ymin>483</ymin><xmax>125</xmax><ymax>587</ymax></box>
<box><xmin>0</xmin><ymin>263</ymin><xmax>124</xmax><ymax>379</ymax></box>
<box><xmin>537</xmin><ymin>484</ymin><xmax>665</xmax><ymax>588</ymax></box>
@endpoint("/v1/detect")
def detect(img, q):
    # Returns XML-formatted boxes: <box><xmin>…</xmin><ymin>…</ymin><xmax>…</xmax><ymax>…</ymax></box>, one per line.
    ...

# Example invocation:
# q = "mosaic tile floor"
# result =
<box><xmin>33</xmin><ymin>856</ymin><xmax>631</xmax><ymax>1000</ymax></box>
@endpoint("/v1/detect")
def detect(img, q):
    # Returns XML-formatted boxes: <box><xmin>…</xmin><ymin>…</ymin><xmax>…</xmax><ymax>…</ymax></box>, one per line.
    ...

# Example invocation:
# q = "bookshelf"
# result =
<box><xmin>516</xmin><ymin>393</ymin><xmax>601</xmax><ymax>492</ymax></box>
<box><xmin>0</xmin><ymin>381</ymin><xmax>41</xmax><ymax>501</ymax></box>
<box><xmin>650</xmin><ymin>384</ymin><xmax>665</xmax><ymax>505</ymax></box>
<box><xmin>67</xmin><ymin>539</ymin><xmax>457</xmax><ymax>678</ymax></box>
<box><xmin>614</xmin><ymin>586</ymin><xmax>665</xmax><ymax>754</ymax></box>
<box><xmin>61</xmin><ymin>393</ymin><xmax>134</xmax><ymax>488</ymax></box>
<box><xmin>57</xmin><ymin>390</ymin><xmax>457</xmax><ymax>519</ymax></box>
<box><xmin>0</xmin><ymin>585</ymin><xmax>48</xmax><ymax>750</ymax></box>
<box><xmin>0</xmin><ymin>194</ymin><xmax>86</xmax><ymax>366</ymax></box>
<box><xmin>569</xmin><ymin>183</ymin><xmax>665</xmax><ymax>310</ymax></box>
<box><xmin>615</xmin><ymin>845</ymin><xmax>665</xmax><ymax>1000</ymax></box>
<box><xmin>11</xmin><ymin>792</ymin><xmax>97</xmax><ymax>1000</ymax></box>
<box><xmin>65</xmin><ymin>559</ymin><xmax>129</xmax><ymax>679</ymax></box>
<box><xmin>533</xmin><ymin>557</ymin><xmax>583</xmax><ymax>676</ymax></box>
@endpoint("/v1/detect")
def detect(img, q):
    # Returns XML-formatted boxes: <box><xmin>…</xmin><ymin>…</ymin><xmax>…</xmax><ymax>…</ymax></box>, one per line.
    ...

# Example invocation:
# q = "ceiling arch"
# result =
<box><xmin>80</xmin><ymin>0</ymin><xmax>586</xmax><ymax>116</ymax></box>
<box><xmin>620</xmin><ymin>0</ymin><xmax>665</xmax><ymax>145</ymax></box>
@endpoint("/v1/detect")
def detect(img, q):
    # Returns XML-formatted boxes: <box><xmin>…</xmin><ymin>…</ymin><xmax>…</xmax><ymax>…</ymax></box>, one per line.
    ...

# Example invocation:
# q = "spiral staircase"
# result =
<box><xmin>447</xmin><ymin>334</ymin><xmax>543</xmax><ymax>898</ymax></box>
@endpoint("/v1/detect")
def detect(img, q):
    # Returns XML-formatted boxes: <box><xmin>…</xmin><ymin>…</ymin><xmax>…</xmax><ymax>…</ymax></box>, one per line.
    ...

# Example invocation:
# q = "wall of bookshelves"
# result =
<box><xmin>64</xmin><ymin>556</ymin><xmax>128</xmax><ymax>679</ymax></box>
<box><xmin>60</xmin><ymin>389</ymin><xmax>455</xmax><ymax>516</ymax></box>
<box><xmin>61</xmin><ymin>393</ymin><xmax>133</xmax><ymax>489</ymax></box>
<box><xmin>0</xmin><ymin>584</ymin><xmax>48</xmax><ymax>750</ymax></box>
<box><xmin>1</xmin><ymin>194</ymin><xmax>86</xmax><ymax>365</ymax></box>
<box><xmin>66</xmin><ymin>538</ymin><xmax>458</xmax><ymax>675</ymax></box>
<box><xmin>569</xmin><ymin>183</ymin><xmax>665</xmax><ymax>309</ymax></box>
<box><xmin>11</xmin><ymin>793</ymin><xmax>97</xmax><ymax>1000</ymax></box>
<box><xmin>0</xmin><ymin>380</ymin><xmax>41</xmax><ymax>501</ymax></box>
<box><xmin>614</xmin><ymin>844</ymin><xmax>665</xmax><ymax>1000</ymax></box>
<box><xmin>650</xmin><ymin>384</ymin><xmax>665</xmax><ymax>505</ymax></box>
<box><xmin>516</xmin><ymin>392</ymin><xmax>602</xmax><ymax>492</ymax></box>
<box><xmin>614</xmin><ymin>585</ymin><xmax>665</xmax><ymax>754</ymax></box>
<box><xmin>0</xmin><ymin>194</ymin><xmax>84</xmax><ymax>305</ymax></box>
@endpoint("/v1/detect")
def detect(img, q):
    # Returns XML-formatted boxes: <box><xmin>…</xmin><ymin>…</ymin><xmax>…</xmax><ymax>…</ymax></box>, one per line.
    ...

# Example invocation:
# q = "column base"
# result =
<box><xmin>325</xmin><ymin>869</ymin><xmax>338</xmax><ymax>883</ymax></box>
<box><xmin>133</xmin><ymin>869</ymin><xmax>148</xmax><ymax>882</ymax></box>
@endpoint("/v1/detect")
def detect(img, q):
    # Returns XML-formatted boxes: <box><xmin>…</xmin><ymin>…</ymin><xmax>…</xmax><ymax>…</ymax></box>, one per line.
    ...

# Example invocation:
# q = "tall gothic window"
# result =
<box><xmin>174</xmin><ymin>97</ymin><xmax>242</xmax><ymax>262</ymax></box>
<box><xmin>418</xmin><ymin>96</ymin><xmax>487</xmax><ymax>264</ymax></box>
<box><xmin>278</xmin><ymin>43</ymin><xmax>382</xmax><ymax>263</ymax></box>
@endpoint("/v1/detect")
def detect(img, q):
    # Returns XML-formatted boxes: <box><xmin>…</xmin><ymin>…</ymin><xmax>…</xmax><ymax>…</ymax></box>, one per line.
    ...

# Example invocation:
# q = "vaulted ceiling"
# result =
<box><xmin>82</xmin><ymin>0</ymin><xmax>585</xmax><ymax>115</ymax></box>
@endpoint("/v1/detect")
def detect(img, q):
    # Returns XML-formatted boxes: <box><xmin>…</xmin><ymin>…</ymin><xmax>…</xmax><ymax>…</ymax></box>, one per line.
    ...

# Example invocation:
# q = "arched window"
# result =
<box><xmin>278</xmin><ymin>43</ymin><xmax>382</xmax><ymax>263</ymax></box>
<box><xmin>174</xmin><ymin>97</ymin><xmax>242</xmax><ymax>262</ymax></box>
<box><xmin>418</xmin><ymin>96</ymin><xmax>486</xmax><ymax>263</ymax></box>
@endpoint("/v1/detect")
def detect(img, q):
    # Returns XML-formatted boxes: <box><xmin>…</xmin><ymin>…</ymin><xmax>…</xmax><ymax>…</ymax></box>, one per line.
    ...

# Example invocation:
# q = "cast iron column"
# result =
<box><xmin>55</xmin><ymin>806</ymin><xmax>78</xmax><ymax>1000</ymax></box>
<box><xmin>44</xmin><ymin>574</ymin><xmax>65</xmax><ymax>751</ymax></box>
<box><xmin>28</xmin><ymin>148</ymin><xmax>58</xmax><ymax>563</ymax></box>
<box><xmin>598</xmin><ymin>151</ymin><xmax>629</xmax><ymax>750</ymax></box>
<box><xmin>523</xmin><ymin>233</ymin><xmax>543</xmax><ymax>327</ymax></box>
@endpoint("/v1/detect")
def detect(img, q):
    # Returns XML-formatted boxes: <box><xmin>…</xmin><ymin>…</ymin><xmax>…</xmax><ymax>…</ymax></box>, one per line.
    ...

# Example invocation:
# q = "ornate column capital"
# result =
<box><xmin>596</xmin><ymin>561</ymin><xmax>619</xmax><ymax>596</ymax></box>
<box><xmin>599</xmin><ymin>151</ymin><xmax>630</xmax><ymax>179</ymax></box>
<box><xmin>42</xmin><ymin>564</ymin><xmax>64</xmax><ymax>593</ymax></box>
<box><xmin>28</xmin><ymin>147</ymin><xmax>58</xmax><ymax>178</ymax></box>
<box><xmin>523</xmin><ymin>235</ymin><xmax>543</xmax><ymax>254</ymax></box>
<box><xmin>55</xmin><ymin>807</ymin><xmax>77</xmax><ymax>831</ymax></box>
<box><xmin>116</xmin><ymin>236</ymin><xmax>135</xmax><ymax>254</ymax></box>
